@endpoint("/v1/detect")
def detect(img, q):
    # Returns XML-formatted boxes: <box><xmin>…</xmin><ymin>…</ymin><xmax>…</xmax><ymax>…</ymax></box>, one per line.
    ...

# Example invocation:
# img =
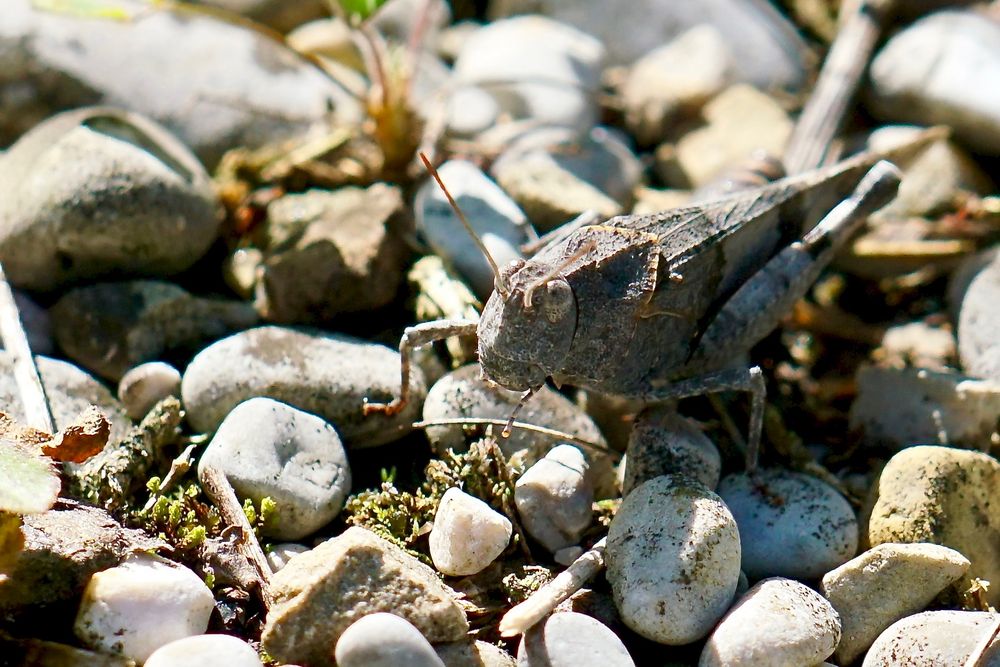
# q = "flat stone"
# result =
<box><xmin>198</xmin><ymin>397</ymin><xmax>352</xmax><ymax>540</ymax></box>
<box><xmin>144</xmin><ymin>634</ymin><xmax>263</xmax><ymax>667</ymax></box>
<box><xmin>867</xmin><ymin>445</ymin><xmax>1000</xmax><ymax>606</ymax></box>
<box><xmin>622</xmin><ymin>407</ymin><xmax>721</xmax><ymax>494</ymax></box>
<box><xmin>700</xmin><ymin>578</ymin><xmax>840</xmax><ymax>667</ymax></box>
<box><xmin>606</xmin><ymin>475</ymin><xmax>740</xmax><ymax>644</ymax></box>
<box><xmin>118</xmin><ymin>362</ymin><xmax>183</xmax><ymax>421</ymax></box>
<box><xmin>430</xmin><ymin>487</ymin><xmax>512</xmax><ymax>576</ymax></box>
<box><xmin>514</xmin><ymin>445</ymin><xmax>593</xmax><ymax>554</ymax></box>
<box><xmin>821</xmin><ymin>543</ymin><xmax>971</xmax><ymax>664</ymax></box>
<box><xmin>0</xmin><ymin>108</ymin><xmax>218</xmax><ymax>292</ymax></box>
<box><xmin>181</xmin><ymin>326</ymin><xmax>425</xmax><ymax>447</ymax></box>
<box><xmin>262</xmin><ymin>527</ymin><xmax>468</xmax><ymax>667</ymax></box>
<box><xmin>862</xmin><ymin>610</ymin><xmax>1000</xmax><ymax>666</ymax></box>
<box><xmin>335</xmin><ymin>613</ymin><xmax>445</xmax><ymax>667</ymax></box>
<box><xmin>516</xmin><ymin>612</ymin><xmax>634</xmax><ymax>666</ymax></box>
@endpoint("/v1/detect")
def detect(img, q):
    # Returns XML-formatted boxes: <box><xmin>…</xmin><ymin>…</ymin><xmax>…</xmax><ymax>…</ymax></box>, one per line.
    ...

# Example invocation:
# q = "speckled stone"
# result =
<box><xmin>863</xmin><ymin>610</ymin><xmax>1000</xmax><ymax>666</ymax></box>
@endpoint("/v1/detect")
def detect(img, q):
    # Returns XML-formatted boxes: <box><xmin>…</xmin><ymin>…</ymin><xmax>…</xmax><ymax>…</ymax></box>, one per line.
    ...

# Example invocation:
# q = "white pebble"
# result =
<box><xmin>144</xmin><ymin>634</ymin><xmax>263</xmax><ymax>667</ymax></box>
<box><xmin>74</xmin><ymin>553</ymin><xmax>215</xmax><ymax>663</ymax></box>
<box><xmin>117</xmin><ymin>361</ymin><xmax>182</xmax><ymax>420</ymax></box>
<box><xmin>430</xmin><ymin>487</ymin><xmax>512</xmax><ymax>576</ymax></box>
<box><xmin>863</xmin><ymin>610</ymin><xmax>1000</xmax><ymax>666</ymax></box>
<box><xmin>335</xmin><ymin>613</ymin><xmax>445</xmax><ymax>667</ymax></box>
<box><xmin>515</xmin><ymin>445</ymin><xmax>593</xmax><ymax>553</ymax></box>
<box><xmin>265</xmin><ymin>542</ymin><xmax>310</xmax><ymax>572</ymax></box>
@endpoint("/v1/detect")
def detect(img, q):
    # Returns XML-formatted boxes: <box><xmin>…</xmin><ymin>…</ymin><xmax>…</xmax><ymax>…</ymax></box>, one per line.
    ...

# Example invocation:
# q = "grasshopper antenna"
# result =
<box><xmin>502</xmin><ymin>387</ymin><xmax>535</xmax><ymax>438</ymax></box>
<box><xmin>522</xmin><ymin>240</ymin><xmax>596</xmax><ymax>308</ymax></box>
<box><xmin>419</xmin><ymin>153</ymin><xmax>509</xmax><ymax>297</ymax></box>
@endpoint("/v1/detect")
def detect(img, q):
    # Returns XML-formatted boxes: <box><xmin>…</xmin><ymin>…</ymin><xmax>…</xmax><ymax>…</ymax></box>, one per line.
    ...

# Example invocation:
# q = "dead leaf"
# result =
<box><xmin>40</xmin><ymin>406</ymin><xmax>110</xmax><ymax>464</ymax></box>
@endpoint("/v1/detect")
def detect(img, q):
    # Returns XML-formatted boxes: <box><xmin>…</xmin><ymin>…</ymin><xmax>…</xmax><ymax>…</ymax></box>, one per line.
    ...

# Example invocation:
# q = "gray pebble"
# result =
<box><xmin>0</xmin><ymin>108</ymin><xmax>218</xmax><ymax>292</ymax></box>
<box><xmin>718</xmin><ymin>468</ymin><xmax>858</xmax><ymax>581</ymax></box>
<box><xmin>198</xmin><ymin>397</ymin><xmax>351</xmax><ymax>540</ymax></box>
<box><xmin>957</xmin><ymin>249</ymin><xmax>1000</xmax><ymax>382</ymax></box>
<box><xmin>446</xmin><ymin>86</ymin><xmax>501</xmax><ymax>139</ymax></box>
<box><xmin>118</xmin><ymin>362</ymin><xmax>182</xmax><ymax>421</ymax></box>
<box><xmin>607</xmin><ymin>474</ymin><xmax>740</xmax><ymax>644</ymax></box>
<box><xmin>622</xmin><ymin>406</ymin><xmax>720</xmax><ymax>495</ymax></box>
<box><xmin>335</xmin><ymin>613</ymin><xmax>445</xmax><ymax>667</ymax></box>
<box><xmin>517</xmin><ymin>612</ymin><xmax>634</xmax><ymax>667</ymax></box>
<box><xmin>863</xmin><ymin>610</ymin><xmax>1000</xmax><ymax>666</ymax></box>
<box><xmin>181</xmin><ymin>326</ymin><xmax>425</xmax><ymax>447</ymax></box>
<box><xmin>436</xmin><ymin>640</ymin><xmax>516</xmax><ymax>667</ymax></box>
<box><xmin>515</xmin><ymin>445</ymin><xmax>593</xmax><ymax>554</ymax></box>
<box><xmin>700</xmin><ymin>578</ymin><xmax>840</xmax><ymax>667</ymax></box>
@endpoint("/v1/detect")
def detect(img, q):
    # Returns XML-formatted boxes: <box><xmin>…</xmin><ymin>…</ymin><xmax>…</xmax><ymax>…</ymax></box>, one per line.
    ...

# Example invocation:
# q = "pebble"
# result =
<box><xmin>144</xmin><ymin>634</ymin><xmax>263</xmax><ymax>667</ymax></box>
<box><xmin>821</xmin><ymin>543</ymin><xmax>971</xmax><ymax>664</ymax></box>
<box><xmin>514</xmin><ymin>445</ymin><xmax>593</xmax><ymax>553</ymax></box>
<box><xmin>700</xmin><ymin>577</ymin><xmax>840</xmax><ymax>667</ymax></box>
<box><xmin>430</xmin><ymin>487</ymin><xmax>512</xmax><ymax>576</ymax></box>
<box><xmin>620</xmin><ymin>25</ymin><xmax>734</xmax><ymax>145</ymax></box>
<box><xmin>117</xmin><ymin>362</ymin><xmax>183</xmax><ymax>421</ymax></box>
<box><xmin>862</xmin><ymin>610</ymin><xmax>1000</xmax><ymax>666</ymax></box>
<box><xmin>262</xmin><ymin>527</ymin><xmax>467</xmax><ymax>666</ymax></box>
<box><xmin>517</xmin><ymin>612</ymin><xmax>634</xmax><ymax>667</ymax></box>
<box><xmin>552</xmin><ymin>588</ymin><xmax>623</xmax><ymax>633</ymax></box>
<box><xmin>868</xmin><ymin>11</ymin><xmax>1000</xmax><ymax>155</ymax></box>
<box><xmin>198</xmin><ymin>397</ymin><xmax>352</xmax><ymax>541</ymax></box>
<box><xmin>181</xmin><ymin>326</ymin><xmax>426</xmax><ymax>447</ymax></box>
<box><xmin>0</xmin><ymin>0</ymin><xmax>362</xmax><ymax>166</ymax></box>
<box><xmin>452</xmin><ymin>15</ymin><xmax>605</xmax><ymax>132</ymax></box>
<box><xmin>957</xmin><ymin>249</ymin><xmax>1000</xmax><ymax>382</ymax></box>
<box><xmin>0</xmin><ymin>108</ymin><xmax>218</xmax><ymax>292</ymax></box>
<box><xmin>436</xmin><ymin>640</ymin><xmax>516</xmax><ymax>667</ymax></box>
<box><xmin>421</xmin><ymin>364</ymin><xmax>614</xmax><ymax>498</ymax></box>
<box><xmin>252</xmin><ymin>184</ymin><xmax>409</xmax><ymax>323</ymax></box>
<box><xmin>415</xmin><ymin>159</ymin><xmax>531</xmax><ymax>299</ymax></box>
<box><xmin>867</xmin><ymin>445</ymin><xmax>1000</xmax><ymax>606</ymax></box>
<box><xmin>8</xmin><ymin>290</ymin><xmax>53</xmax><ymax>356</ymax></box>
<box><xmin>51</xmin><ymin>281</ymin><xmax>258</xmax><ymax>382</ymax></box>
<box><xmin>875</xmin><ymin>321</ymin><xmax>956</xmax><ymax>372</ymax></box>
<box><xmin>622</xmin><ymin>407</ymin><xmax>721</xmax><ymax>494</ymax></box>
<box><xmin>717</xmin><ymin>468</ymin><xmax>858</xmax><ymax>581</ymax></box>
<box><xmin>606</xmin><ymin>474</ymin><xmax>741</xmax><ymax>644</ymax></box>
<box><xmin>335</xmin><ymin>613</ymin><xmax>445</xmax><ymax>667</ymax></box>
<box><xmin>73</xmin><ymin>553</ymin><xmax>215</xmax><ymax>663</ymax></box>
<box><xmin>446</xmin><ymin>86</ymin><xmax>502</xmax><ymax>139</ymax></box>
<box><xmin>489</xmin><ymin>0</ymin><xmax>807</xmax><ymax>90</ymax></box>
<box><xmin>849</xmin><ymin>366</ymin><xmax>1000</xmax><ymax>450</ymax></box>
<box><xmin>286</xmin><ymin>17</ymin><xmax>365</xmax><ymax>71</ymax></box>
<box><xmin>266</xmin><ymin>543</ymin><xmax>310</xmax><ymax>573</ymax></box>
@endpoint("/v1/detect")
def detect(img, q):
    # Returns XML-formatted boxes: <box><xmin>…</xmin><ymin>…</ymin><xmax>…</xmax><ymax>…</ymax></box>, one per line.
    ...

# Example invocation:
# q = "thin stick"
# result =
<box><xmin>499</xmin><ymin>537</ymin><xmax>607</xmax><ymax>637</ymax></box>
<box><xmin>200</xmin><ymin>466</ymin><xmax>273</xmax><ymax>609</ymax></box>
<box><xmin>412</xmin><ymin>418</ymin><xmax>612</xmax><ymax>455</ymax></box>
<box><xmin>964</xmin><ymin>614</ymin><xmax>1000</xmax><ymax>667</ymax></box>
<box><xmin>0</xmin><ymin>264</ymin><xmax>54</xmax><ymax>434</ymax></box>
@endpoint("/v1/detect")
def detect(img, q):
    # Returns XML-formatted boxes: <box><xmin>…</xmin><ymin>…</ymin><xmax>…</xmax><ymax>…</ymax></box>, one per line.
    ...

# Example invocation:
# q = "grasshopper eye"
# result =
<box><xmin>541</xmin><ymin>279</ymin><xmax>573</xmax><ymax>324</ymax></box>
<box><xmin>498</xmin><ymin>259</ymin><xmax>525</xmax><ymax>294</ymax></box>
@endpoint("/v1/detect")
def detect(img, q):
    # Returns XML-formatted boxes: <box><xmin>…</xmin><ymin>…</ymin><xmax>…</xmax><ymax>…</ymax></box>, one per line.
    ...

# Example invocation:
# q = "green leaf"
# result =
<box><xmin>336</xmin><ymin>0</ymin><xmax>388</xmax><ymax>22</ymax></box>
<box><xmin>0</xmin><ymin>441</ymin><xmax>60</xmax><ymax>514</ymax></box>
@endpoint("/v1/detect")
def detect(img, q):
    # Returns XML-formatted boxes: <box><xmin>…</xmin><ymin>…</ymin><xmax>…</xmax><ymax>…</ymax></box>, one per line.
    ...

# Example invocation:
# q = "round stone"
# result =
<box><xmin>118</xmin><ymin>362</ymin><xmax>182</xmax><ymax>420</ymax></box>
<box><xmin>517</xmin><ymin>612</ymin><xmax>634</xmax><ymax>666</ymax></box>
<box><xmin>514</xmin><ymin>445</ymin><xmax>593</xmax><ymax>553</ymax></box>
<box><xmin>863</xmin><ymin>610</ymin><xmax>1000</xmax><ymax>666</ymax></box>
<box><xmin>144</xmin><ymin>634</ymin><xmax>263</xmax><ymax>667</ymax></box>
<box><xmin>335</xmin><ymin>613</ymin><xmax>445</xmax><ymax>667</ymax></box>
<box><xmin>430</xmin><ymin>487</ymin><xmax>512</xmax><ymax>576</ymax></box>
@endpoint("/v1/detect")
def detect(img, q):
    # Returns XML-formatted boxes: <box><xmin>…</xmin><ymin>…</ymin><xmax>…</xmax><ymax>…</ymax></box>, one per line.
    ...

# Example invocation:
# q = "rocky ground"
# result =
<box><xmin>1</xmin><ymin>0</ymin><xmax>1000</xmax><ymax>665</ymax></box>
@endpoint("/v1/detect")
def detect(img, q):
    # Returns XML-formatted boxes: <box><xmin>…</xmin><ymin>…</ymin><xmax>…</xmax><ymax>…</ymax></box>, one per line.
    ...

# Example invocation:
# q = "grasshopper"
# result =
<box><xmin>366</xmin><ymin>130</ymin><xmax>941</xmax><ymax>472</ymax></box>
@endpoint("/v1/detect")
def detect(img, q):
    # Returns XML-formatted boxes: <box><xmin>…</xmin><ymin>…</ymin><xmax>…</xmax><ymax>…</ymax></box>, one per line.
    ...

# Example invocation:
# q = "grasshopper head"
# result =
<box><xmin>478</xmin><ymin>259</ymin><xmax>577</xmax><ymax>391</ymax></box>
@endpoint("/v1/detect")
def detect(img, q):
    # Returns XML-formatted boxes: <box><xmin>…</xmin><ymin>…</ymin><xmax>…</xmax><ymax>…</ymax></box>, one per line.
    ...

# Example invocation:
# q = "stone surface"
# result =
<box><xmin>262</xmin><ymin>527</ymin><xmax>468</xmax><ymax>667</ymax></box>
<box><xmin>266</xmin><ymin>543</ymin><xmax>309</xmax><ymax>573</ymax></box>
<box><xmin>514</xmin><ymin>445</ymin><xmax>593</xmax><ymax>553</ymax></box>
<box><xmin>875</xmin><ymin>321</ymin><xmax>956</xmax><ymax>372</ymax></box>
<box><xmin>0</xmin><ymin>0</ymin><xmax>361</xmax><ymax>166</ymax></box>
<box><xmin>7</xmin><ymin>290</ymin><xmax>54</xmax><ymax>356</ymax></box>
<box><xmin>718</xmin><ymin>469</ymin><xmax>858</xmax><ymax>581</ymax></box>
<box><xmin>144</xmin><ymin>634</ymin><xmax>263</xmax><ymax>667</ymax></box>
<box><xmin>700</xmin><ymin>578</ymin><xmax>840</xmax><ymax>667</ymax></box>
<box><xmin>516</xmin><ymin>612</ymin><xmax>634</xmax><ymax>667</ymax></box>
<box><xmin>446</xmin><ymin>86</ymin><xmax>502</xmax><ymax>139</ymax></box>
<box><xmin>606</xmin><ymin>475</ymin><xmax>741</xmax><ymax>644</ymax></box>
<box><xmin>73</xmin><ymin>553</ymin><xmax>215</xmax><ymax>663</ymax></box>
<box><xmin>821</xmin><ymin>543</ymin><xmax>971</xmax><ymax>664</ymax></box>
<box><xmin>869</xmin><ymin>11</ymin><xmax>1000</xmax><ymax>155</ymax></box>
<box><xmin>862</xmin><ymin>610</ymin><xmax>1000</xmax><ymax>666</ymax></box>
<box><xmin>436</xmin><ymin>640</ymin><xmax>516</xmax><ymax>667</ymax></box>
<box><xmin>52</xmin><ymin>281</ymin><xmax>257</xmax><ymax>382</ymax></box>
<box><xmin>0</xmin><ymin>108</ymin><xmax>218</xmax><ymax>292</ymax></box>
<box><xmin>622</xmin><ymin>407</ymin><xmax>721</xmax><ymax>494</ymax></box>
<box><xmin>117</xmin><ymin>362</ymin><xmax>183</xmax><ymax>421</ymax></box>
<box><xmin>957</xmin><ymin>250</ymin><xmax>1000</xmax><ymax>382</ymax></box>
<box><xmin>430</xmin><ymin>487</ymin><xmax>512</xmax><ymax>576</ymax></box>
<box><xmin>849</xmin><ymin>366</ymin><xmax>1000</xmax><ymax>450</ymax></box>
<box><xmin>252</xmin><ymin>184</ymin><xmax>410</xmax><ymax>323</ymax></box>
<box><xmin>198</xmin><ymin>397</ymin><xmax>352</xmax><ymax>540</ymax></box>
<box><xmin>181</xmin><ymin>326</ymin><xmax>425</xmax><ymax>447</ymax></box>
<box><xmin>867</xmin><ymin>445</ymin><xmax>1000</xmax><ymax>606</ymax></box>
<box><xmin>335</xmin><ymin>613</ymin><xmax>445</xmax><ymax>667</ymax></box>
<box><xmin>415</xmin><ymin>160</ymin><xmax>531</xmax><ymax>299</ymax></box>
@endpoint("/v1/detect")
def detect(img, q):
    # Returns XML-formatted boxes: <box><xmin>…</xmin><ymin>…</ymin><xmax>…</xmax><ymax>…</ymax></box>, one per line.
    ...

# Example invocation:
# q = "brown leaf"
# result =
<box><xmin>40</xmin><ymin>406</ymin><xmax>110</xmax><ymax>464</ymax></box>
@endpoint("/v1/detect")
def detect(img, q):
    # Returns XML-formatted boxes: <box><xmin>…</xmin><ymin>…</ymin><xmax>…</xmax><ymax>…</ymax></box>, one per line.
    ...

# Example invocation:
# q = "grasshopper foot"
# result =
<box><xmin>362</xmin><ymin>396</ymin><xmax>406</xmax><ymax>417</ymax></box>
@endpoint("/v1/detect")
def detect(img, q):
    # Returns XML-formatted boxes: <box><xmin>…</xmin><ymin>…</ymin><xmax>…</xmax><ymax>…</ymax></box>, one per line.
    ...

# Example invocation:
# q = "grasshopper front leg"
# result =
<box><xmin>363</xmin><ymin>319</ymin><xmax>479</xmax><ymax>416</ymax></box>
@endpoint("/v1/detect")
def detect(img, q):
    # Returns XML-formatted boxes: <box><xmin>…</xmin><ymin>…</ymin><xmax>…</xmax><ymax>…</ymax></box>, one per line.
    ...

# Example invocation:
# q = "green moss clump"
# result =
<box><xmin>131</xmin><ymin>479</ymin><xmax>221</xmax><ymax>555</ymax></box>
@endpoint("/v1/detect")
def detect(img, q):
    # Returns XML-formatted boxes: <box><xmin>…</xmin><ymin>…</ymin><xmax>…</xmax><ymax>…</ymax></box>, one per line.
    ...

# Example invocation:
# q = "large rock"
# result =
<box><xmin>863</xmin><ymin>610</ymin><xmax>1000</xmax><ymax>666</ymax></box>
<box><xmin>262</xmin><ymin>527</ymin><xmax>469</xmax><ymax>667</ymax></box>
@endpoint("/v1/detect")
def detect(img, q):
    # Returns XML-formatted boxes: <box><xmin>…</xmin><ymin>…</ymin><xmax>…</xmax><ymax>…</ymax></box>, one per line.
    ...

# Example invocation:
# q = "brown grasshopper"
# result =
<box><xmin>366</xmin><ymin>131</ymin><xmax>941</xmax><ymax>472</ymax></box>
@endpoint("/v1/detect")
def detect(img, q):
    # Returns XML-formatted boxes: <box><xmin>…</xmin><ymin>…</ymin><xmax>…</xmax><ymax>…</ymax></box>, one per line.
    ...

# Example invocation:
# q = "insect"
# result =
<box><xmin>365</xmin><ymin>130</ymin><xmax>941</xmax><ymax>471</ymax></box>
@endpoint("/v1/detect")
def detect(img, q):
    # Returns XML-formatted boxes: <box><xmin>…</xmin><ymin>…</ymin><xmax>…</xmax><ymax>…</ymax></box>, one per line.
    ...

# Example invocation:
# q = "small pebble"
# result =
<box><xmin>517</xmin><ymin>612</ymin><xmax>634</xmax><ymax>667</ymax></box>
<box><xmin>446</xmin><ymin>85</ymin><xmax>501</xmax><ymax>139</ymax></box>
<box><xmin>430</xmin><ymin>487</ymin><xmax>512</xmax><ymax>576</ymax></box>
<box><xmin>144</xmin><ymin>634</ymin><xmax>263</xmax><ymax>667</ymax></box>
<box><xmin>436</xmin><ymin>640</ymin><xmax>516</xmax><ymax>667</ymax></box>
<box><xmin>335</xmin><ymin>613</ymin><xmax>445</xmax><ymax>667</ymax></box>
<box><xmin>198</xmin><ymin>397</ymin><xmax>351</xmax><ymax>540</ymax></box>
<box><xmin>553</xmin><ymin>546</ymin><xmax>584</xmax><ymax>566</ymax></box>
<box><xmin>875</xmin><ymin>321</ymin><xmax>956</xmax><ymax>372</ymax></box>
<box><xmin>606</xmin><ymin>474</ymin><xmax>740</xmax><ymax>644</ymax></box>
<box><xmin>700</xmin><ymin>578</ymin><xmax>840</xmax><ymax>667</ymax></box>
<box><xmin>718</xmin><ymin>468</ymin><xmax>858</xmax><ymax>581</ymax></box>
<box><xmin>514</xmin><ymin>445</ymin><xmax>593</xmax><ymax>554</ymax></box>
<box><xmin>957</xmin><ymin>250</ymin><xmax>1000</xmax><ymax>382</ymax></box>
<box><xmin>74</xmin><ymin>553</ymin><xmax>215</xmax><ymax>663</ymax></box>
<box><xmin>821</xmin><ymin>543</ymin><xmax>971</xmax><ymax>664</ymax></box>
<box><xmin>622</xmin><ymin>407</ymin><xmax>720</xmax><ymax>494</ymax></box>
<box><xmin>117</xmin><ymin>361</ymin><xmax>182</xmax><ymax>420</ymax></box>
<box><xmin>863</xmin><ymin>610</ymin><xmax>1000</xmax><ymax>666</ymax></box>
<box><xmin>266</xmin><ymin>543</ymin><xmax>310</xmax><ymax>573</ymax></box>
